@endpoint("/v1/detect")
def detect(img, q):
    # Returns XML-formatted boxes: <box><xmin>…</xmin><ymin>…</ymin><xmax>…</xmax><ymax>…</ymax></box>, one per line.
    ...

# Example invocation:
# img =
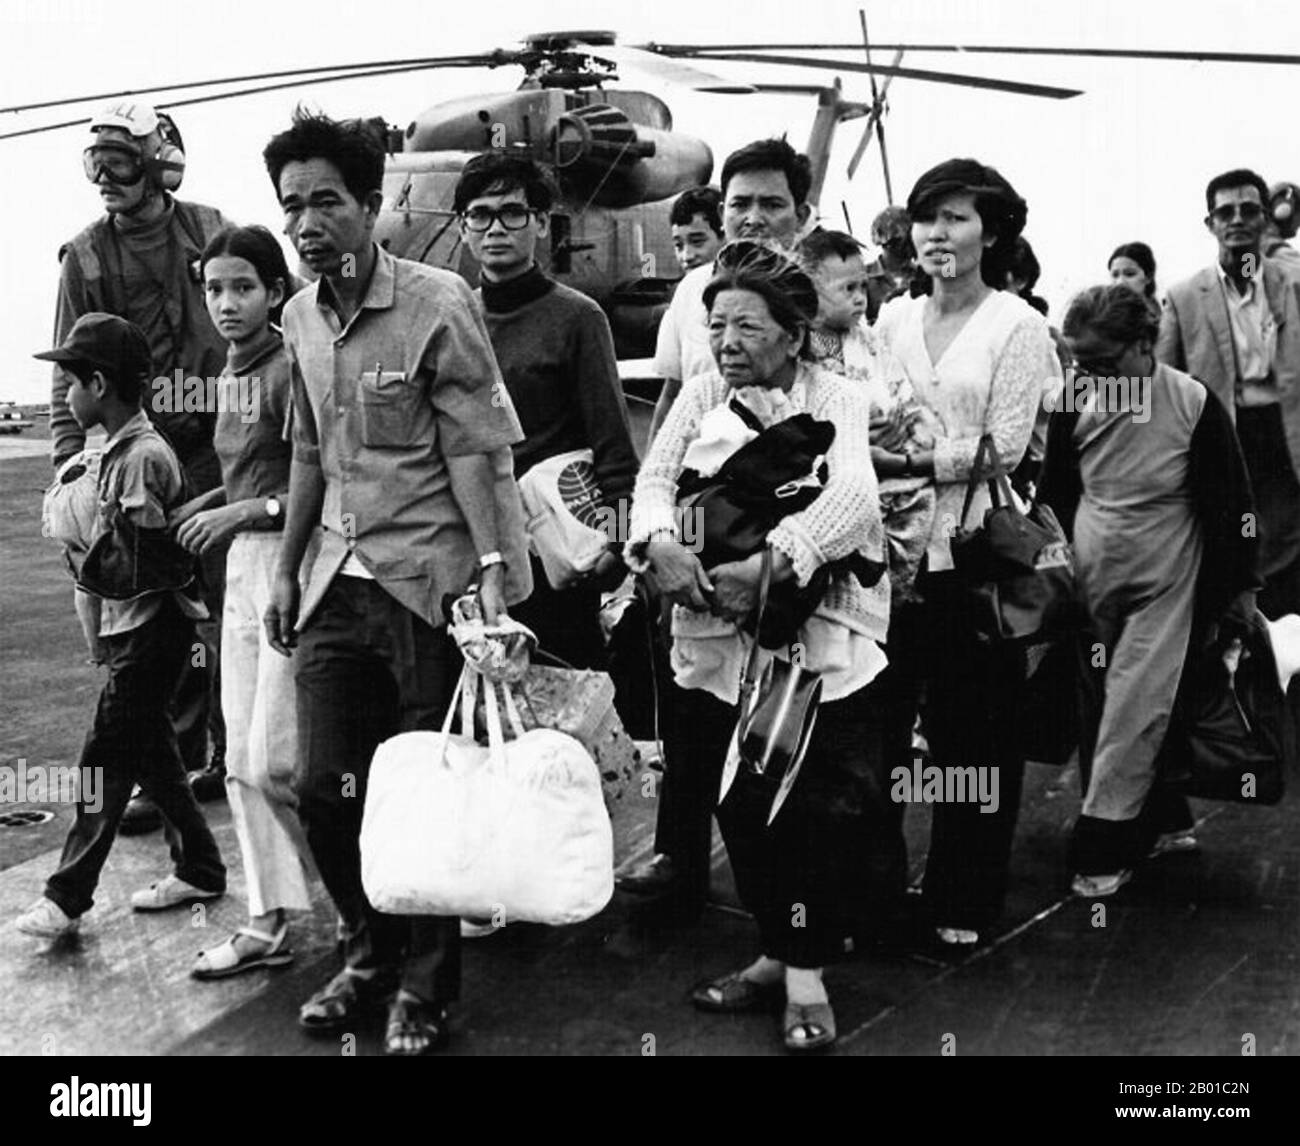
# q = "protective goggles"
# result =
<box><xmin>83</xmin><ymin>146</ymin><xmax>145</xmax><ymax>186</ymax></box>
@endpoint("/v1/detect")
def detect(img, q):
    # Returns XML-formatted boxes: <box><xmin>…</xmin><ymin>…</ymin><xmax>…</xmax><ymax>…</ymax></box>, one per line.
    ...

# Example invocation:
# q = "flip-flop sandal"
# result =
<box><xmin>192</xmin><ymin>923</ymin><xmax>294</xmax><ymax>981</ymax></box>
<box><xmin>691</xmin><ymin>970</ymin><xmax>784</xmax><ymax>1013</ymax></box>
<box><xmin>783</xmin><ymin>1001</ymin><xmax>837</xmax><ymax>1052</ymax></box>
<box><xmin>384</xmin><ymin>992</ymin><xmax>449</xmax><ymax>1057</ymax></box>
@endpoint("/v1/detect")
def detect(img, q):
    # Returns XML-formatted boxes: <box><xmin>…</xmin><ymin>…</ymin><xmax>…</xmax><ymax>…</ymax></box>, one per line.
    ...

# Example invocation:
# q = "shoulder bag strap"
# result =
<box><xmin>736</xmin><ymin>547</ymin><xmax>773</xmax><ymax>712</ymax></box>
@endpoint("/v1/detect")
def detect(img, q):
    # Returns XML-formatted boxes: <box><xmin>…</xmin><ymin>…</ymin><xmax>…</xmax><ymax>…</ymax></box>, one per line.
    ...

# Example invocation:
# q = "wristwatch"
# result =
<box><xmin>265</xmin><ymin>496</ymin><xmax>282</xmax><ymax>521</ymax></box>
<box><xmin>479</xmin><ymin>551</ymin><xmax>505</xmax><ymax>570</ymax></box>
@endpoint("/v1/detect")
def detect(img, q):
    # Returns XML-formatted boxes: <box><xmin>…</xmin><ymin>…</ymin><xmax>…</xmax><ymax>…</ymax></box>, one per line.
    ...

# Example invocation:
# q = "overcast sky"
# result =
<box><xmin>2</xmin><ymin>0</ymin><xmax>1299</xmax><ymax>402</ymax></box>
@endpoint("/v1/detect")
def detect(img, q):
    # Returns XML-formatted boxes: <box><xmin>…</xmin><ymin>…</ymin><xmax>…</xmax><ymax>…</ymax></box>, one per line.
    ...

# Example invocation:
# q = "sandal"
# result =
<box><xmin>299</xmin><ymin>970</ymin><xmax>387</xmax><ymax>1034</ymax></box>
<box><xmin>384</xmin><ymin>991</ymin><xmax>449</xmax><ymax>1056</ymax></box>
<box><xmin>691</xmin><ymin>970</ymin><xmax>784</xmax><ymax>1013</ymax></box>
<box><xmin>783</xmin><ymin>1001</ymin><xmax>837</xmax><ymax>1052</ymax></box>
<box><xmin>192</xmin><ymin>923</ymin><xmax>293</xmax><ymax>981</ymax></box>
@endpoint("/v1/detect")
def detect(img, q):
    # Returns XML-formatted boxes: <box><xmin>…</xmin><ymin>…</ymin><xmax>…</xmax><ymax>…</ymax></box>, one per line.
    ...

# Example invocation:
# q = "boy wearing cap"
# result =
<box><xmin>16</xmin><ymin>314</ymin><xmax>226</xmax><ymax>939</ymax></box>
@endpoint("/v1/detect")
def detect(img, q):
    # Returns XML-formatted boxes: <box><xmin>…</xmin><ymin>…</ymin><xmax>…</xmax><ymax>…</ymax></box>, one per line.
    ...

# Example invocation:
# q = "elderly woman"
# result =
<box><xmin>1038</xmin><ymin>284</ymin><xmax>1257</xmax><ymax>894</ymax></box>
<box><xmin>626</xmin><ymin>241</ymin><xmax>903</xmax><ymax>1053</ymax></box>
<box><xmin>874</xmin><ymin>158</ymin><xmax>1056</xmax><ymax>947</ymax></box>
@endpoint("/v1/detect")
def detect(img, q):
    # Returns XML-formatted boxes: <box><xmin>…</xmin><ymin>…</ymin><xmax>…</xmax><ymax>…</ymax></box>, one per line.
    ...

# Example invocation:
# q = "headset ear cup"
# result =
<box><xmin>153</xmin><ymin>143</ymin><xmax>185</xmax><ymax>191</ymax></box>
<box><xmin>153</xmin><ymin>112</ymin><xmax>185</xmax><ymax>191</ymax></box>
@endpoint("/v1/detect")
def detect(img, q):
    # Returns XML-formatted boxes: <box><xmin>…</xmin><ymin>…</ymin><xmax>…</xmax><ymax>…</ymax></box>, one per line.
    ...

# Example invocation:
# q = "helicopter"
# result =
<box><xmin>0</xmin><ymin>19</ymin><xmax>1090</xmax><ymax>360</ymax></box>
<box><xmin>6</xmin><ymin>22</ymin><xmax>1299</xmax><ymax>362</ymax></box>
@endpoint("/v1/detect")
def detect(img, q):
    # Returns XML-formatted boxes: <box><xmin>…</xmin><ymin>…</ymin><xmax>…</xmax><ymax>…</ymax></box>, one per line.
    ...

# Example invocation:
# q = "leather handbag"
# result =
<box><xmin>950</xmin><ymin>434</ymin><xmax>1078</xmax><ymax>645</ymax></box>
<box><xmin>1162</xmin><ymin>609</ymin><xmax>1290</xmax><ymax>805</ymax></box>
<box><xmin>718</xmin><ymin>548</ymin><xmax>823</xmax><ymax>826</ymax></box>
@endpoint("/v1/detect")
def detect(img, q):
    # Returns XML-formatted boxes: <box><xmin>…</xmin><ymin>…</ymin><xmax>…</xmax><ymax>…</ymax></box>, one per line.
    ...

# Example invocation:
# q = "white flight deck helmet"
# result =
<box><xmin>85</xmin><ymin>100</ymin><xmax>186</xmax><ymax>192</ymax></box>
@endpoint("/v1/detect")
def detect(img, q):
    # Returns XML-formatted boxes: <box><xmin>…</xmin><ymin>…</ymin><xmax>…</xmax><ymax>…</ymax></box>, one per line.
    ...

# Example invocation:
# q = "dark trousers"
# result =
<box><xmin>653</xmin><ymin>674</ymin><xmax>722</xmax><ymax>919</ymax></box>
<box><xmin>294</xmin><ymin>576</ymin><xmax>461</xmax><ymax>1005</ymax></box>
<box><xmin>509</xmin><ymin>553</ymin><xmax>607</xmax><ymax>671</ymax></box>
<box><xmin>173</xmin><ymin>450</ymin><xmax>227</xmax><ymax>773</ymax></box>
<box><xmin>882</xmin><ymin>573</ymin><xmax>1026</xmax><ymax>933</ymax></box>
<box><xmin>171</xmin><ymin>543</ymin><xmax>225</xmax><ymax>773</ymax></box>
<box><xmin>45</xmin><ymin>599</ymin><xmax>227</xmax><ymax>918</ymax></box>
<box><xmin>715</xmin><ymin>681</ymin><xmax>906</xmax><ymax>967</ymax></box>
<box><xmin>1237</xmin><ymin>405</ymin><xmax>1300</xmax><ymax>619</ymax></box>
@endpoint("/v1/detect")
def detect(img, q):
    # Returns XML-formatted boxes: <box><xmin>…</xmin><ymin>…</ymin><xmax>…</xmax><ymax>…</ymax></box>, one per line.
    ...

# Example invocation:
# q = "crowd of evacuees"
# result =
<box><xmin>16</xmin><ymin>97</ymin><xmax>1300</xmax><ymax>1055</ymax></box>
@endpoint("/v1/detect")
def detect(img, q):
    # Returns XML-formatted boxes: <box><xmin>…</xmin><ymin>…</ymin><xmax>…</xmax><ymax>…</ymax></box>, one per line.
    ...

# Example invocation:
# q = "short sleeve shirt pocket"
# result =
<box><xmin>358</xmin><ymin>369</ymin><xmax>419</xmax><ymax>448</ymax></box>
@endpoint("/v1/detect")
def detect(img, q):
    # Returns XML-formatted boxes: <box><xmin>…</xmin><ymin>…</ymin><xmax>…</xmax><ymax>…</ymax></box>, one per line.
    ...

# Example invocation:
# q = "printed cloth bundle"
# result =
<box><xmin>514</xmin><ymin>664</ymin><xmax>639</xmax><ymax>806</ymax></box>
<box><xmin>360</xmin><ymin>661</ymin><xmax>614</xmax><ymax>925</ymax></box>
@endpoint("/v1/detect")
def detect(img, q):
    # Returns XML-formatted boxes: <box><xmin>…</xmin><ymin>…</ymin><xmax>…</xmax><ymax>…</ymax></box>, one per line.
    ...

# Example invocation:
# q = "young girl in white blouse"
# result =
<box><xmin>874</xmin><ymin>159</ymin><xmax>1056</xmax><ymax>949</ymax></box>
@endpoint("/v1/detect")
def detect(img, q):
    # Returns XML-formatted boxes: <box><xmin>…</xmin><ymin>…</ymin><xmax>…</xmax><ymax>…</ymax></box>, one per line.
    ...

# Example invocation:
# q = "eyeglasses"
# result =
<box><xmin>83</xmin><ymin>147</ymin><xmax>144</xmax><ymax>186</ymax></box>
<box><xmin>1208</xmin><ymin>201</ymin><xmax>1264</xmax><ymax>225</ymax></box>
<box><xmin>461</xmin><ymin>204</ymin><xmax>537</xmax><ymax>232</ymax></box>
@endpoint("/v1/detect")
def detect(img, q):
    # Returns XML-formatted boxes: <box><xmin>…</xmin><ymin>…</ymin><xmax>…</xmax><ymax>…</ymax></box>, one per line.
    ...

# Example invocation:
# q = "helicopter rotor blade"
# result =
<box><xmin>847</xmin><ymin>45</ymin><xmax>902</xmax><ymax>180</ymax></box>
<box><xmin>642</xmin><ymin>42</ymin><xmax>1300</xmax><ymax>67</ymax></box>
<box><xmin>845</xmin><ymin>106</ymin><xmax>880</xmax><ymax>181</ymax></box>
<box><xmin>661</xmin><ymin>50</ymin><xmax>1083</xmax><ymax>99</ymax></box>
<box><xmin>0</xmin><ymin>54</ymin><xmax>512</xmax><ymax>118</ymax></box>
<box><xmin>600</xmin><ymin>44</ymin><xmax>755</xmax><ymax>92</ymax></box>
<box><xmin>0</xmin><ymin>61</ymin><xmax>499</xmax><ymax>142</ymax></box>
<box><xmin>877</xmin><ymin>118</ymin><xmax>894</xmax><ymax>206</ymax></box>
<box><xmin>858</xmin><ymin>9</ymin><xmax>881</xmax><ymax>105</ymax></box>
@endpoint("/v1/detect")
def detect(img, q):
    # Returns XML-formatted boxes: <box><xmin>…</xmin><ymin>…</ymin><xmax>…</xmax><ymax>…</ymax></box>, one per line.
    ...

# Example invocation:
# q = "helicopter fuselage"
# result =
<box><xmin>375</xmin><ymin>86</ymin><xmax>714</xmax><ymax>357</ymax></box>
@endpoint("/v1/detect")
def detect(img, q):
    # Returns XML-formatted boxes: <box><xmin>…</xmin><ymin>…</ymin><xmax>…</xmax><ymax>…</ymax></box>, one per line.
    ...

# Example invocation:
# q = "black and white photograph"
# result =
<box><xmin>0</xmin><ymin>0</ymin><xmax>1295</xmax><ymax>1107</ymax></box>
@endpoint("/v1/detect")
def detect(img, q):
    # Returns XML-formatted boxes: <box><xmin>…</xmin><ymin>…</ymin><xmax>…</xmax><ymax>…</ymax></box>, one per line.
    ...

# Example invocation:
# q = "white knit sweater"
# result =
<box><xmin>875</xmin><ymin>290</ymin><xmax>1054</xmax><ymax>571</ymax></box>
<box><xmin>626</xmin><ymin>360</ymin><xmax>890</xmax><ymax>644</ymax></box>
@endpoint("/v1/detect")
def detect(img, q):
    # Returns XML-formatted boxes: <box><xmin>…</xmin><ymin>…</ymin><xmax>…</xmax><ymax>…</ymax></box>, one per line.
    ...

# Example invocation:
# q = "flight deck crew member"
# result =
<box><xmin>51</xmin><ymin>101</ymin><xmax>233</xmax><ymax>819</ymax></box>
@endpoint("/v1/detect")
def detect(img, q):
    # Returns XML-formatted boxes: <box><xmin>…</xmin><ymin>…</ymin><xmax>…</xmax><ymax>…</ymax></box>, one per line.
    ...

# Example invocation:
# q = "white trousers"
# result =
<box><xmin>221</xmin><ymin>533</ymin><xmax>313</xmax><ymax>917</ymax></box>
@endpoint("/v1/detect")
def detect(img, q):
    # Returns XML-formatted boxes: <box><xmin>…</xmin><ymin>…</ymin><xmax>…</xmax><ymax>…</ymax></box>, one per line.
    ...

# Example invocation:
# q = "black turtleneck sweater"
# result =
<box><xmin>477</xmin><ymin>264</ymin><xmax>637</xmax><ymax>510</ymax></box>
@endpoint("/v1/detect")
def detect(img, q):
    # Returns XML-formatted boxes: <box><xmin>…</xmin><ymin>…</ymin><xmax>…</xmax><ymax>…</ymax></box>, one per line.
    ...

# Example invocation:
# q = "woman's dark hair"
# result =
<box><xmin>906</xmin><ymin>157</ymin><xmax>1028</xmax><ymax>289</ymax></box>
<box><xmin>702</xmin><ymin>240</ymin><xmax>819</xmax><ymax>358</ymax></box>
<box><xmin>1062</xmin><ymin>283</ymin><xmax>1160</xmax><ymax>348</ymax></box>
<box><xmin>1005</xmin><ymin>236</ymin><xmax>1041</xmax><ymax>291</ymax></box>
<box><xmin>452</xmin><ymin>152</ymin><xmax>558</xmax><ymax>215</ymax></box>
<box><xmin>201</xmin><ymin>225</ymin><xmax>293</xmax><ymax>325</ymax></box>
<box><xmin>263</xmin><ymin>106</ymin><xmax>386</xmax><ymax>204</ymax></box>
<box><xmin>1108</xmin><ymin>241</ymin><xmax>1157</xmax><ymax>297</ymax></box>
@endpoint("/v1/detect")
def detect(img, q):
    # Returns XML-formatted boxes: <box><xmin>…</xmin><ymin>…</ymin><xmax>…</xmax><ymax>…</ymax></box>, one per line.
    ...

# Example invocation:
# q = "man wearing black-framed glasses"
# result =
<box><xmin>453</xmin><ymin>153</ymin><xmax>636</xmax><ymax>674</ymax></box>
<box><xmin>1158</xmin><ymin>167</ymin><xmax>1300</xmax><ymax>618</ymax></box>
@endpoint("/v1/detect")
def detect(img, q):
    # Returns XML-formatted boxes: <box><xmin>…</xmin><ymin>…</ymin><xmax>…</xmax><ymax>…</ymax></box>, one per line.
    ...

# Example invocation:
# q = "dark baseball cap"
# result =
<box><xmin>34</xmin><ymin>312</ymin><xmax>151</xmax><ymax>381</ymax></box>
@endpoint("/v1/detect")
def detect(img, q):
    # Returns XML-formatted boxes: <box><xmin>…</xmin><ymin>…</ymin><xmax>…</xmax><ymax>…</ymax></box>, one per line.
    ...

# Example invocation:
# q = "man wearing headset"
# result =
<box><xmin>50</xmin><ymin>102</ymin><xmax>233</xmax><ymax>821</ymax></box>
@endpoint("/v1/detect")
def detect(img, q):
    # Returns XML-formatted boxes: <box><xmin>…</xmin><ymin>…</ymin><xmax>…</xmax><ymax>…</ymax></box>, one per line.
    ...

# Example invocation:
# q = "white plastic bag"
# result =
<box><xmin>360</xmin><ymin>664</ymin><xmax>614</xmax><ymax>925</ymax></box>
<box><xmin>517</xmin><ymin>448</ymin><xmax>609</xmax><ymax>589</ymax></box>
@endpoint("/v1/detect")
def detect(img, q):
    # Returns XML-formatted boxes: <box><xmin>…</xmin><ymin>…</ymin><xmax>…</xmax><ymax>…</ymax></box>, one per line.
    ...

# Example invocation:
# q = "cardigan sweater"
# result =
<box><xmin>876</xmin><ymin>290</ymin><xmax>1054</xmax><ymax>571</ymax></box>
<box><xmin>627</xmin><ymin>360</ymin><xmax>889</xmax><ymax>644</ymax></box>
